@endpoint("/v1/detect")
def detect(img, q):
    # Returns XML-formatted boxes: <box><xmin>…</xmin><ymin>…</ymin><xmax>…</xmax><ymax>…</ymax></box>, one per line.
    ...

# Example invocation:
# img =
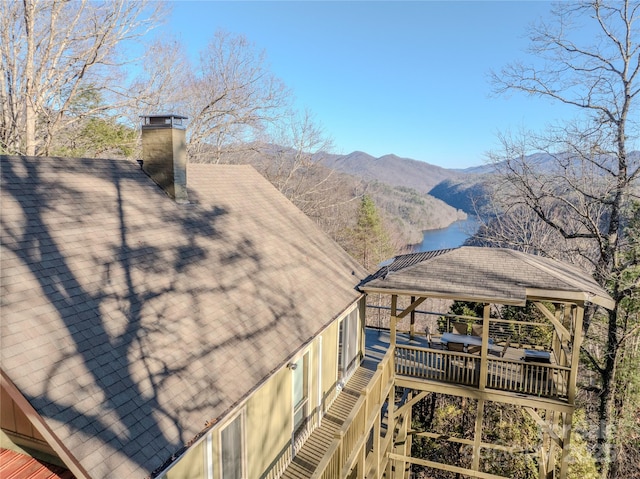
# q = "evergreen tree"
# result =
<box><xmin>350</xmin><ymin>195</ymin><xmax>394</xmax><ymax>271</ymax></box>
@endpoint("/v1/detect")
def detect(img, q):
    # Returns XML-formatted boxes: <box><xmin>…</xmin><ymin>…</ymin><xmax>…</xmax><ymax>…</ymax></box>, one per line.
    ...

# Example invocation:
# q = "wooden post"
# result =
<box><xmin>479</xmin><ymin>304</ymin><xmax>490</xmax><ymax>390</ymax></box>
<box><xmin>559</xmin><ymin>410</ymin><xmax>573</xmax><ymax>479</ymax></box>
<box><xmin>409</xmin><ymin>296</ymin><xmax>416</xmax><ymax>340</ymax></box>
<box><xmin>390</xmin><ymin>295</ymin><xmax>398</xmax><ymax>348</ymax></box>
<box><xmin>545</xmin><ymin>410</ymin><xmax>557</xmax><ymax>479</ymax></box>
<box><xmin>392</xmin><ymin>393</ymin><xmax>410</xmax><ymax>479</ymax></box>
<box><xmin>386</xmin><ymin>295</ymin><xmax>398</xmax><ymax>479</ymax></box>
<box><xmin>568</xmin><ymin>305</ymin><xmax>584</xmax><ymax>405</ymax></box>
<box><xmin>373</xmin><ymin>410</ymin><xmax>381</xmax><ymax>478</ymax></box>
<box><xmin>358</xmin><ymin>440</ymin><xmax>366</xmax><ymax>479</ymax></box>
<box><xmin>472</xmin><ymin>398</ymin><xmax>485</xmax><ymax>471</ymax></box>
<box><xmin>336</xmin><ymin>430</ymin><xmax>344</xmax><ymax>477</ymax></box>
<box><xmin>385</xmin><ymin>384</ymin><xmax>396</xmax><ymax>478</ymax></box>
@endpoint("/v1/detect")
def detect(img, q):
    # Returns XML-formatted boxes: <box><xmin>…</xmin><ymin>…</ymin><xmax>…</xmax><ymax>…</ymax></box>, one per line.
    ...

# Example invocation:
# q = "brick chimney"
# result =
<box><xmin>140</xmin><ymin>114</ymin><xmax>189</xmax><ymax>203</ymax></box>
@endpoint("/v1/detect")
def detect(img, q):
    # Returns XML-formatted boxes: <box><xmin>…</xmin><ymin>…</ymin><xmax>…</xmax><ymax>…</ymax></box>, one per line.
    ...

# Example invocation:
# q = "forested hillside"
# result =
<box><xmin>319</xmin><ymin>150</ymin><xmax>463</xmax><ymax>194</ymax></box>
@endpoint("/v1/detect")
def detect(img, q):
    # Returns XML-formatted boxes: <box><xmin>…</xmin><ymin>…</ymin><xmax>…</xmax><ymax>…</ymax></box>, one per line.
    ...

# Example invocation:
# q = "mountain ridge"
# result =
<box><xmin>319</xmin><ymin>150</ymin><xmax>465</xmax><ymax>195</ymax></box>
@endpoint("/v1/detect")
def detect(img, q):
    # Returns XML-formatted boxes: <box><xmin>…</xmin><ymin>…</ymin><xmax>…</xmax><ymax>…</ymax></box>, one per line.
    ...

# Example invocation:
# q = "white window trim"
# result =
<box><xmin>337</xmin><ymin>303</ymin><xmax>360</xmax><ymax>384</ymax></box>
<box><xmin>290</xmin><ymin>346</ymin><xmax>313</xmax><ymax>453</ymax></box>
<box><xmin>291</xmin><ymin>351</ymin><xmax>311</xmax><ymax>425</ymax></box>
<box><xmin>218</xmin><ymin>408</ymin><xmax>247</xmax><ymax>479</ymax></box>
<box><xmin>206</xmin><ymin>431</ymin><xmax>213</xmax><ymax>479</ymax></box>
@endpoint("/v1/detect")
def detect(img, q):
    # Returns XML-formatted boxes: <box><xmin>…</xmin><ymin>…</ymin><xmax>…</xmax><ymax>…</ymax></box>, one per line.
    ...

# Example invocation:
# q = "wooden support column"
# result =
<box><xmin>373</xmin><ymin>411</ymin><xmax>381</xmax><ymax>479</ymax></box>
<box><xmin>405</xmin><ymin>399</ymin><xmax>413</xmax><ymax>479</ymax></box>
<box><xmin>386</xmin><ymin>384</ymin><xmax>396</xmax><ymax>478</ymax></box>
<box><xmin>472</xmin><ymin>398</ymin><xmax>485</xmax><ymax>471</ymax></box>
<box><xmin>409</xmin><ymin>296</ymin><xmax>416</xmax><ymax>340</ymax></box>
<box><xmin>568</xmin><ymin>305</ymin><xmax>584</xmax><ymax>405</ymax></box>
<box><xmin>392</xmin><ymin>391</ymin><xmax>412</xmax><ymax>479</ymax></box>
<box><xmin>545</xmin><ymin>410</ymin><xmax>558</xmax><ymax>479</ymax></box>
<box><xmin>386</xmin><ymin>295</ymin><xmax>398</xmax><ymax>479</ymax></box>
<box><xmin>390</xmin><ymin>295</ymin><xmax>398</xmax><ymax>348</ymax></box>
<box><xmin>358</xmin><ymin>440</ymin><xmax>366</xmax><ymax>479</ymax></box>
<box><xmin>479</xmin><ymin>304</ymin><xmax>490</xmax><ymax>390</ymax></box>
<box><xmin>559</xmin><ymin>410</ymin><xmax>573</xmax><ymax>479</ymax></box>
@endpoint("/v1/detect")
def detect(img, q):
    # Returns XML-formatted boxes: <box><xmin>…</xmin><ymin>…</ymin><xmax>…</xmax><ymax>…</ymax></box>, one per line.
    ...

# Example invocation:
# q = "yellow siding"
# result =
<box><xmin>246</xmin><ymin>366</ymin><xmax>291</xmax><ymax>479</ymax></box>
<box><xmin>164</xmin><ymin>441</ymin><xmax>204</xmax><ymax>479</ymax></box>
<box><xmin>160</xmin><ymin>300</ymin><xmax>363</xmax><ymax>479</ymax></box>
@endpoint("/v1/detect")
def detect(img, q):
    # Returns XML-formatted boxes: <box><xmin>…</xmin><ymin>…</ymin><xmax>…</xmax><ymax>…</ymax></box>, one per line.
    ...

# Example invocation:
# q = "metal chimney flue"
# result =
<box><xmin>140</xmin><ymin>114</ymin><xmax>189</xmax><ymax>204</ymax></box>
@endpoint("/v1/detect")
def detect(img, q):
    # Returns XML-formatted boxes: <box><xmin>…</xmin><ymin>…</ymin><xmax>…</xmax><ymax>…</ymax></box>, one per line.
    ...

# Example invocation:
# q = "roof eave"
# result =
<box><xmin>1</xmin><ymin>370</ymin><xmax>92</xmax><ymax>479</ymax></box>
<box><xmin>526</xmin><ymin>288</ymin><xmax>615</xmax><ymax>310</ymax></box>
<box><xmin>360</xmin><ymin>285</ymin><xmax>526</xmax><ymax>306</ymax></box>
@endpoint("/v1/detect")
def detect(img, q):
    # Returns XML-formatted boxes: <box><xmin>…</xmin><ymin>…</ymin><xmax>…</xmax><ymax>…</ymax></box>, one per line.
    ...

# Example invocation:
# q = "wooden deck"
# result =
<box><xmin>280</xmin><ymin>359</ymin><xmax>378</xmax><ymax>479</ymax></box>
<box><xmin>379</xmin><ymin>329</ymin><xmax>570</xmax><ymax>401</ymax></box>
<box><xmin>280</xmin><ymin>330</ymin><xmax>396</xmax><ymax>479</ymax></box>
<box><xmin>278</xmin><ymin>328</ymin><xmax>569</xmax><ymax>479</ymax></box>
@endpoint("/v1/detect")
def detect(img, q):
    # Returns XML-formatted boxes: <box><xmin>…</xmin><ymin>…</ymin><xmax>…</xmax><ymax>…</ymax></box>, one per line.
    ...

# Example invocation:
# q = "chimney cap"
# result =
<box><xmin>140</xmin><ymin>114</ymin><xmax>188</xmax><ymax>130</ymax></box>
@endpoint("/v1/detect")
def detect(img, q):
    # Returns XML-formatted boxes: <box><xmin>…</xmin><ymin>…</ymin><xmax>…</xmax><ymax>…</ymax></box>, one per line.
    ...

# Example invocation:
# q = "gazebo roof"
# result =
<box><xmin>359</xmin><ymin>247</ymin><xmax>614</xmax><ymax>309</ymax></box>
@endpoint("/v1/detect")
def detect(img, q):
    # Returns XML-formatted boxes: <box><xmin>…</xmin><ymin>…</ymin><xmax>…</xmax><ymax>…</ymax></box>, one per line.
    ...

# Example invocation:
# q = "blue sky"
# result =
<box><xmin>166</xmin><ymin>1</ymin><xmax>581</xmax><ymax>169</ymax></box>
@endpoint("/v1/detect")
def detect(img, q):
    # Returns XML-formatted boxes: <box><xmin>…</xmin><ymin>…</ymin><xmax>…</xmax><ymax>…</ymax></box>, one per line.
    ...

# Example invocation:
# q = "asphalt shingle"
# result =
<box><xmin>1</xmin><ymin>155</ymin><xmax>367</xmax><ymax>478</ymax></box>
<box><xmin>360</xmin><ymin>247</ymin><xmax>613</xmax><ymax>308</ymax></box>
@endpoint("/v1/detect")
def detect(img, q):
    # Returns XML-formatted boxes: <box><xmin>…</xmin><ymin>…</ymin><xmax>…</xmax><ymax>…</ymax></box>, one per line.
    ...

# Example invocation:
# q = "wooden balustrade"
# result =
<box><xmin>395</xmin><ymin>345</ymin><xmax>570</xmax><ymax>400</ymax></box>
<box><xmin>310</xmin><ymin>348</ymin><xmax>394</xmax><ymax>479</ymax></box>
<box><xmin>395</xmin><ymin>345</ymin><xmax>480</xmax><ymax>386</ymax></box>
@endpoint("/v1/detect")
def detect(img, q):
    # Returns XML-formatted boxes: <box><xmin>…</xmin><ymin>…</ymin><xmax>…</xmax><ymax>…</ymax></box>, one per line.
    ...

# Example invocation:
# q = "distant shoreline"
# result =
<box><xmin>411</xmin><ymin>215</ymin><xmax>479</xmax><ymax>252</ymax></box>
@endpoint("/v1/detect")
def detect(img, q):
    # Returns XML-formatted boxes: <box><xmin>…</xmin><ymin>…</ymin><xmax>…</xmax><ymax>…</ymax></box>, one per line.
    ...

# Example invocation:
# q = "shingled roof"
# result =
<box><xmin>360</xmin><ymin>247</ymin><xmax>614</xmax><ymax>309</ymax></box>
<box><xmin>1</xmin><ymin>155</ymin><xmax>368</xmax><ymax>478</ymax></box>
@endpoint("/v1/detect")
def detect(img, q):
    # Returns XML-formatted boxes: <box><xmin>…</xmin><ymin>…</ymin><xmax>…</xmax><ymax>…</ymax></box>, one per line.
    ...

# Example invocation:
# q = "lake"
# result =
<box><xmin>415</xmin><ymin>216</ymin><xmax>480</xmax><ymax>252</ymax></box>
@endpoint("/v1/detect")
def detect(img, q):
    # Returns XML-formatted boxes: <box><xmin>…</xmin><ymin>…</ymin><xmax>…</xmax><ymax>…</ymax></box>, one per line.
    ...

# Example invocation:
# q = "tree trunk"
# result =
<box><xmin>23</xmin><ymin>0</ymin><xmax>36</xmax><ymax>156</ymax></box>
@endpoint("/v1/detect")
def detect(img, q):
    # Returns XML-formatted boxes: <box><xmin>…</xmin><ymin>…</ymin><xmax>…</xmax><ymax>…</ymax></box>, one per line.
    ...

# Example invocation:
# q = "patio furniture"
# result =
<box><xmin>441</xmin><ymin>333</ymin><xmax>493</xmax><ymax>353</ymax></box>
<box><xmin>523</xmin><ymin>349</ymin><xmax>551</xmax><ymax>363</ymax></box>
<box><xmin>491</xmin><ymin>336</ymin><xmax>511</xmax><ymax>358</ymax></box>
<box><xmin>452</xmin><ymin>321</ymin><xmax>468</xmax><ymax>335</ymax></box>
<box><xmin>471</xmin><ymin>324</ymin><xmax>483</xmax><ymax>337</ymax></box>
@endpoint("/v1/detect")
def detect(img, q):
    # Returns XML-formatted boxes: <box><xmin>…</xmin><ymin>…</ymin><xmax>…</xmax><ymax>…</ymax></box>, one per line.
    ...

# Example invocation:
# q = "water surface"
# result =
<box><xmin>416</xmin><ymin>216</ymin><xmax>479</xmax><ymax>252</ymax></box>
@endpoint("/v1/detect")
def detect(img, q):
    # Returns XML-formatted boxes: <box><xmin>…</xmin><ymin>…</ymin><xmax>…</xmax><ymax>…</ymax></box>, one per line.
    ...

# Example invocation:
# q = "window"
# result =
<box><xmin>220</xmin><ymin>413</ymin><xmax>244</xmax><ymax>479</ymax></box>
<box><xmin>339</xmin><ymin>307</ymin><xmax>360</xmax><ymax>380</ymax></box>
<box><xmin>292</xmin><ymin>352</ymin><xmax>309</xmax><ymax>438</ymax></box>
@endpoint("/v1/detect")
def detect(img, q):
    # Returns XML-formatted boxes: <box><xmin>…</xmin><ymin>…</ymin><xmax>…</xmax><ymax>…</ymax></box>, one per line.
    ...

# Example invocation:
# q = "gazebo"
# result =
<box><xmin>358</xmin><ymin>246</ymin><xmax>613</xmax><ymax>479</ymax></box>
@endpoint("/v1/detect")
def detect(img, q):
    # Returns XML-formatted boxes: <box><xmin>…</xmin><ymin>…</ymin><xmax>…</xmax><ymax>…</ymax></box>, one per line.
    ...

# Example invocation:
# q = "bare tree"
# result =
<box><xmin>124</xmin><ymin>37</ymin><xmax>190</xmax><ymax>126</ymax></box>
<box><xmin>489</xmin><ymin>2</ymin><xmax>640</xmax><ymax>477</ymax></box>
<box><xmin>0</xmin><ymin>0</ymin><xmax>166</xmax><ymax>156</ymax></box>
<box><xmin>257</xmin><ymin>110</ymin><xmax>339</xmax><ymax>213</ymax></box>
<box><xmin>182</xmin><ymin>30</ymin><xmax>291</xmax><ymax>163</ymax></box>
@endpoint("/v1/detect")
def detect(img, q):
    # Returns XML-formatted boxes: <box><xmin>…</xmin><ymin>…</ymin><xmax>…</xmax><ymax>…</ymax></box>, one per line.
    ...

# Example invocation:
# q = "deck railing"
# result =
<box><xmin>395</xmin><ymin>345</ymin><xmax>570</xmax><ymax>400</ymax></box>
<box><xmin>395</xmin><ymin>345</ymin><xmax>481</xmax><ymax>386</ymax></box>
<box><xmin>311</xmin><ymin>348</ymin><xmax>394</xmax><ymax>479</ymax></box>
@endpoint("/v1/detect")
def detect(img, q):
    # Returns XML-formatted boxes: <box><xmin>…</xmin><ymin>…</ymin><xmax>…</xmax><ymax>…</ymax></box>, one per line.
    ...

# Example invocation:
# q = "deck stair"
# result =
<box><xmin>280</xmin><ymin>359</ymin><xmax>378</xmax><ymax>479</ymax></box>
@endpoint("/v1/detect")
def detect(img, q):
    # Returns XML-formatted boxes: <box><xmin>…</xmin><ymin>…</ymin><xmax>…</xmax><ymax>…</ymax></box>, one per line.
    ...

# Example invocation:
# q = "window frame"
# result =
<box><xmin>218</xmin><ymin>408</ymin><xmax>246</xmax><ymax>479</ymax></box>
<box><xmin>338</xmin><ymin>305</ymin><xmax>360</xmax><ymax>381</ymax></box>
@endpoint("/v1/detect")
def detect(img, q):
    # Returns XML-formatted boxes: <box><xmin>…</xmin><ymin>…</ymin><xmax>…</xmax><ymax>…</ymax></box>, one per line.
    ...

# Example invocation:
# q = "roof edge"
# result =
<box><xmin>526</xmin><ymin>288</ymin><xmax>615</xmax><ymax>310</ymax></box>
<box><xmin>360</xmin><ymin>286</ymin><xmax>526</xmax><ymax>306</ymax></box>
<box><xmin>1</xmin><ymin>370</ymin><xmax>91</xmax><ymax>479</ymax></box>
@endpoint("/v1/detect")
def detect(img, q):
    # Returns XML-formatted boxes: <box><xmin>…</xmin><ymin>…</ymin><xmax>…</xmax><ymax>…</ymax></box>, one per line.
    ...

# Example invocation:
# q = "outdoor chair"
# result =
<box><xmin>471</xmin><ymin>324</ymin><xmax>483</xmax><ymax>337</ymax></box>
<box><xmin>467</xmin><ymin>344</ymin><xmax>481</xmax><ymax>354</ymax></box>
<box><xmin>452</xmin><ymin>321</ymin><xmax>468</xmax><ymax>335</ymax></box>
<box><xmin>491</xmin><ymin>336</ymin><xmax>511</xmax><ymax>358</ymax></box>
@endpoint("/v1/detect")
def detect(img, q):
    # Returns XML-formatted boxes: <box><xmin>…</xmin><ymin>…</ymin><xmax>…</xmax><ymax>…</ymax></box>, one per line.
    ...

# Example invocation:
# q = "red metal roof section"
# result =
<box><xmin>0</xmin><ymin>449</ymin><xmax>75</xmax><ymax>479</ymax></box>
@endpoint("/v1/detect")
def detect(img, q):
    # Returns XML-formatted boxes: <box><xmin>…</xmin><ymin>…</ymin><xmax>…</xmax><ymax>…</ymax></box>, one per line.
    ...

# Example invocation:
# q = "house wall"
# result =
<box><xmin>165</xmin><ymin>441</ymin><xmax>205</xmax><ymax>479</ymax></box>
<box><xmin>246</xmin><ymin>366</ymin><xmax>290</xmax><ymax>478</ymax></box>
<box><xmin>159</xmin><ymin>297</ymin><xmax>365</xmax><ymax>479</ymax></box>
<box><xmin>0</xmin><ymin>385</ymin><xmax>56</xmax><ymax>458</ymax></box>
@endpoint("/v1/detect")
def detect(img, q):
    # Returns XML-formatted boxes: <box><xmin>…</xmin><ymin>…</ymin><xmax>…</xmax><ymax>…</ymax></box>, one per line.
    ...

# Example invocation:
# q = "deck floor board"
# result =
<box><xmin>280</xmin><ymin>360</ymin><xmax>378</xmax><ymax>479</ymax></box>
